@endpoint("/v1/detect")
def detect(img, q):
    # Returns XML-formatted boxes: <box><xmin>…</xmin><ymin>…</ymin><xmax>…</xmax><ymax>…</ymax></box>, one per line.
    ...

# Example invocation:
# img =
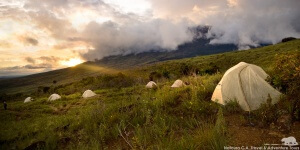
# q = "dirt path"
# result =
<box><xmin>226</xmin><ymin>114</ymin><xmax>300</xmax><ymax>147</ymax></box>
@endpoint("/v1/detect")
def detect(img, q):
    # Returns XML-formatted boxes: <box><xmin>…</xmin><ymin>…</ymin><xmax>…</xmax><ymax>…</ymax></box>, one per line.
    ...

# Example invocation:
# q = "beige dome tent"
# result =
<box><xmin>48</xmin><ymin>94</ymin><xmax>61</xmax><ymax>101</ymax></box>
<box><xmin>211</xmin><ymin>62</ymin><xmax>281</xmax><ymax>111</ymax></box>
<box><xmin>171</xmin><ymin>79</ymin><xmax>186</xmax><ymax>88</ymax></box>
<box><xmin>82</xmin><ymin>90</ymin><xmax>96</xmax><ymax>98</ymax></box>
<box><xmin>146</xmin><ymin>81</ymin><xmax>157</xmax><ymax>88</ymax></box>
<box><xmin>24</xmin><ymin>97</ymin><xmax>33</xmax><ymax>103</ymax></box>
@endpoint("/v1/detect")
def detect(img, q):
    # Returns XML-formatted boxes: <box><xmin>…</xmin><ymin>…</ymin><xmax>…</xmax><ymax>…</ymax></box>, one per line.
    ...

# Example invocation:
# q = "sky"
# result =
<box><xmin>0</xmin><ymin>0</ymin><xmax>299</xmax><ymax>76</ymax></box>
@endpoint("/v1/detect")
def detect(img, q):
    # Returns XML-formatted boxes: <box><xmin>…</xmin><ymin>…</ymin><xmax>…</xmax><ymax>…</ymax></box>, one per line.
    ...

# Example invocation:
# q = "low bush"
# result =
<box><xmin>268</xmin><ymin>51</ymin><xmax>300</xmax><ymax>120</ymax></box>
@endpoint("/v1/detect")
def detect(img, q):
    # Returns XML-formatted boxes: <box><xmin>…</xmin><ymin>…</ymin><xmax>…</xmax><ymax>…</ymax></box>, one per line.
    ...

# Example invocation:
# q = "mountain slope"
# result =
<box><xmin>0</xmin><ymin>64</ymin><xmax>117</xmax><ymax>94</ymax></box>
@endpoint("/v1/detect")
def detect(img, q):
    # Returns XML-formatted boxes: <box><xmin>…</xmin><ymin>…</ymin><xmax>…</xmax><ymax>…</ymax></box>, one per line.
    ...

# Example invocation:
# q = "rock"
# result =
<box><xmin>277</xmin><ymin>114</ymin><xmax>292</xmax><ymax>133</ymax></box>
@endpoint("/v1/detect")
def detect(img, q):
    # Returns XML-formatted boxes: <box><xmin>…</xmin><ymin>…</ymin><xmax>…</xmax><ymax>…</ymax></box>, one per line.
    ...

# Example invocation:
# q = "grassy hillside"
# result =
<box><xmin>0</xmin><ymin>63</ymin><xmax>117</xmax><ymax>94</ymax></box>
<box><xmin>0</xmin><ymin>40</ymin><xmax>299</xmax><ymax>149</ymax></box>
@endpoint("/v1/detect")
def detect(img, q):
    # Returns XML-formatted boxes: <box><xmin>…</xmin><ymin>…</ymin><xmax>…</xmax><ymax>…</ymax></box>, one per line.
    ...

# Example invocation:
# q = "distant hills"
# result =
<box><xmin>0</xmin><ymin>64</ymin><xmax>117</xmax><ymax>94</ymax></box>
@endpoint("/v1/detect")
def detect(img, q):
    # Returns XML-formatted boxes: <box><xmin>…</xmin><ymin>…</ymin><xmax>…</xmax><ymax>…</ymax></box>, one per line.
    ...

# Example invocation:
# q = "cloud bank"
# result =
<box><xmin>150</xmin><ymin>0</ymin><xmax>300</xmax><ymax>49</ymax></box>
<box><xmin>79</xmin><ymin>0</ymin><xmax>300</xmax><ymax>57</ymax></box>
<box><xmin>81</xmin><ymin>19</ymin><xmax>194</xmax><ymax>60</ymax></box>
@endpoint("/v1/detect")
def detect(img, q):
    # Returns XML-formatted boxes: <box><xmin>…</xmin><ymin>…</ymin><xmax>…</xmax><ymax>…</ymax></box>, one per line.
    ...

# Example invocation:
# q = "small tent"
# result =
<box><xmin>171</xmin><ymin>79</ymin><xmax>186</xmax><ymax>88</ymax></box>
<box><xmin>211</xmin><ymin>62</ymin><xmax>281</xmax><ymax>111</ymax></box>
<box><xmin>24</xmin><ymin>97</ymin><xmax>33</xmax><ymax>103</ymax></box>
<box><xmin>82</xmin><ymin>90</ymin><xmax>96</xmax><ymax>98</ymax></box>
<box><xmin>48</xmin><ymin>94</ymin><xmax>61</xmax><ymax>101</ymax></box>
<box><xmin>146</xmin><ymin>81</ymin><xmax>157</xmax><ymax>88</ymax></box>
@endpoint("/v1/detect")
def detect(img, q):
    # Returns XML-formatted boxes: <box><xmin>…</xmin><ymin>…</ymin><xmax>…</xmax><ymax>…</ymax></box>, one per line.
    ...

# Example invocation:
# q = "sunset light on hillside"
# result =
<box><xmin>61</xmin><ymin>58</ymin><xmax>83</xmax><ymax>67</ymax></box>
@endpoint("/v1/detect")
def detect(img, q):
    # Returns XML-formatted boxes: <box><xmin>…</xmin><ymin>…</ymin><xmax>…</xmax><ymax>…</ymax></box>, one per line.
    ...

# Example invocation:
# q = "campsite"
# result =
<box><xmin>0</xmin><ymin>40</ymin><xmax>299</xmax><ymax>149</ymax></box>
<box><xmin>1</xmin><ymin>0</ymin><xmax>300</xmax><ymax>149</ymax></box>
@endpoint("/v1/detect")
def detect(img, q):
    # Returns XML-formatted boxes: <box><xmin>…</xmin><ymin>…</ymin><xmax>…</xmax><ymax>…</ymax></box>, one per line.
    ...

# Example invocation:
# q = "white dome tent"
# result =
<box><xmin>48</xmin><ymin>94</ymin><xmax>61</xmax><ymax>101</ymax></box>
<box><xmin>82</xmin><ymin>90</ymin><xmax>96</xmax><ymax>98</ymax></box>
<box><xmin>24</xmin><ymin>97</ymin><xmax>33</xmax><ymax>103</ymax></box>
<box><xmin>211</xmin><ymin>62</ymin><xmax>281</xmax><ymax>111</ymax></box>
<box><xmin>171</xmin><ymin>79</ymin><xmax>186</xmax><ymax>88</ymax></box>
<box><xmin>146</xmin><ymin>81</ymin><xmax>157</xmax><ymax>88</ymax></box>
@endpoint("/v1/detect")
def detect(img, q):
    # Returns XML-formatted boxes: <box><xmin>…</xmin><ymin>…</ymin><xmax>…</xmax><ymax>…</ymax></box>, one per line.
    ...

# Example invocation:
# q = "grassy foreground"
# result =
<box><xmin>0</xmin><ymin>40</ymin><xmax>299</xmax><ymax>149</ymax></box>
<box><xmin>1</xmin><ymin>75</ymin><xmax>227</xmax><ymax>149</ymax></box>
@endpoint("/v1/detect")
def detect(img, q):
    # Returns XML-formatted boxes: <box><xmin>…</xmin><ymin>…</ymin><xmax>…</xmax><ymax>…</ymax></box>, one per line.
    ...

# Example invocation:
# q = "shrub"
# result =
<box><xmin>224</xmin><ymin>100</ymin><xmax>243</xmax><ymax>115</ymax></box>
<box><xmin>161</xmin><ymin>69</ymin><xmax>170</xmax><ymax>79</ymax></box>
<box><xmin>251</xmin><ymin>95</ymin><xmax>279</xmax><ymax>127</ymax></box>
<box><xmin>179</xmin><ymin>63</ymin><xmax>197</xmax><ymax>76</ymax></box>
<box><xmin>149</xmin><ymin>71</ymin><xmax>162</xmax><ymax>81</ymax></box>
<box><xmin>204</xmin><ymin>63</ymin><xmax>219</xmax><ymax>75</ymax></box>
<box><xmin>269</xmin><ymin>51</ymin><xmax>300</xmax><ymax>120</ymax></box>
<box><xmin>37</xmin><ymin>86</ymin><xmax>51</xmax><ymax>94</ymax></box>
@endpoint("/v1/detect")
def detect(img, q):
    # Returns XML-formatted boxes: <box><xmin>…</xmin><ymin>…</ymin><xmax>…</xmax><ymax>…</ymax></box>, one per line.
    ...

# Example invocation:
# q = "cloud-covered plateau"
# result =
<box><xmin>81</xmin><ymin>19</ymin><xmax>194</xmax><ymax>60</ymax></box>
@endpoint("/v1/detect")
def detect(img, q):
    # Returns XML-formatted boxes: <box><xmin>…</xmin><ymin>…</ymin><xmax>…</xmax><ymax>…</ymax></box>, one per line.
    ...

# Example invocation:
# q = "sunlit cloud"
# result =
<box><xmin>66</xmin><ymin>8</ymin><xmax>112</xmax><ymax>30</ymax></box>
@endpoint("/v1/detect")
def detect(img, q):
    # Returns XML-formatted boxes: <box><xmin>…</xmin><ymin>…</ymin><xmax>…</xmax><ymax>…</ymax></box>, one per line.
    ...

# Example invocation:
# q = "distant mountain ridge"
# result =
<box><xmin>95</xmin><ymin>26</ymin><xmax>238</xmax><ymax>68</ymax></box>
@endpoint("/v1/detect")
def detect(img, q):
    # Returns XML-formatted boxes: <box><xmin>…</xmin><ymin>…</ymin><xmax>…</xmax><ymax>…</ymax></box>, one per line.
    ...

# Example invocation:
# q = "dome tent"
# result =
<box><xmin>211</xmin><ymin>62</ymin><xmax>281</xmax><ymax>111</ymax></box>
<box><xmin>146</xmin><ymin>81</ymin><xmax>157</xmax><ymax>88</ymax></box>
<box><xmin>82</xmin><ymin>90</ymin><xmax>96</xmax><ymax>98</ymax></box>
<box><xmin>171</xmin><ymin>79</ymin><xmax>186</xmax><ymax>88</ymax></box>
<box><xmin>48</xmin><ymin>94</ymin><xmax>61</xmax><ymax>101</ymax></box>
<box><xmin>24</xmin><ymin>97</ymin><xmax>33</xmax><ymax>103</ymax></box>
